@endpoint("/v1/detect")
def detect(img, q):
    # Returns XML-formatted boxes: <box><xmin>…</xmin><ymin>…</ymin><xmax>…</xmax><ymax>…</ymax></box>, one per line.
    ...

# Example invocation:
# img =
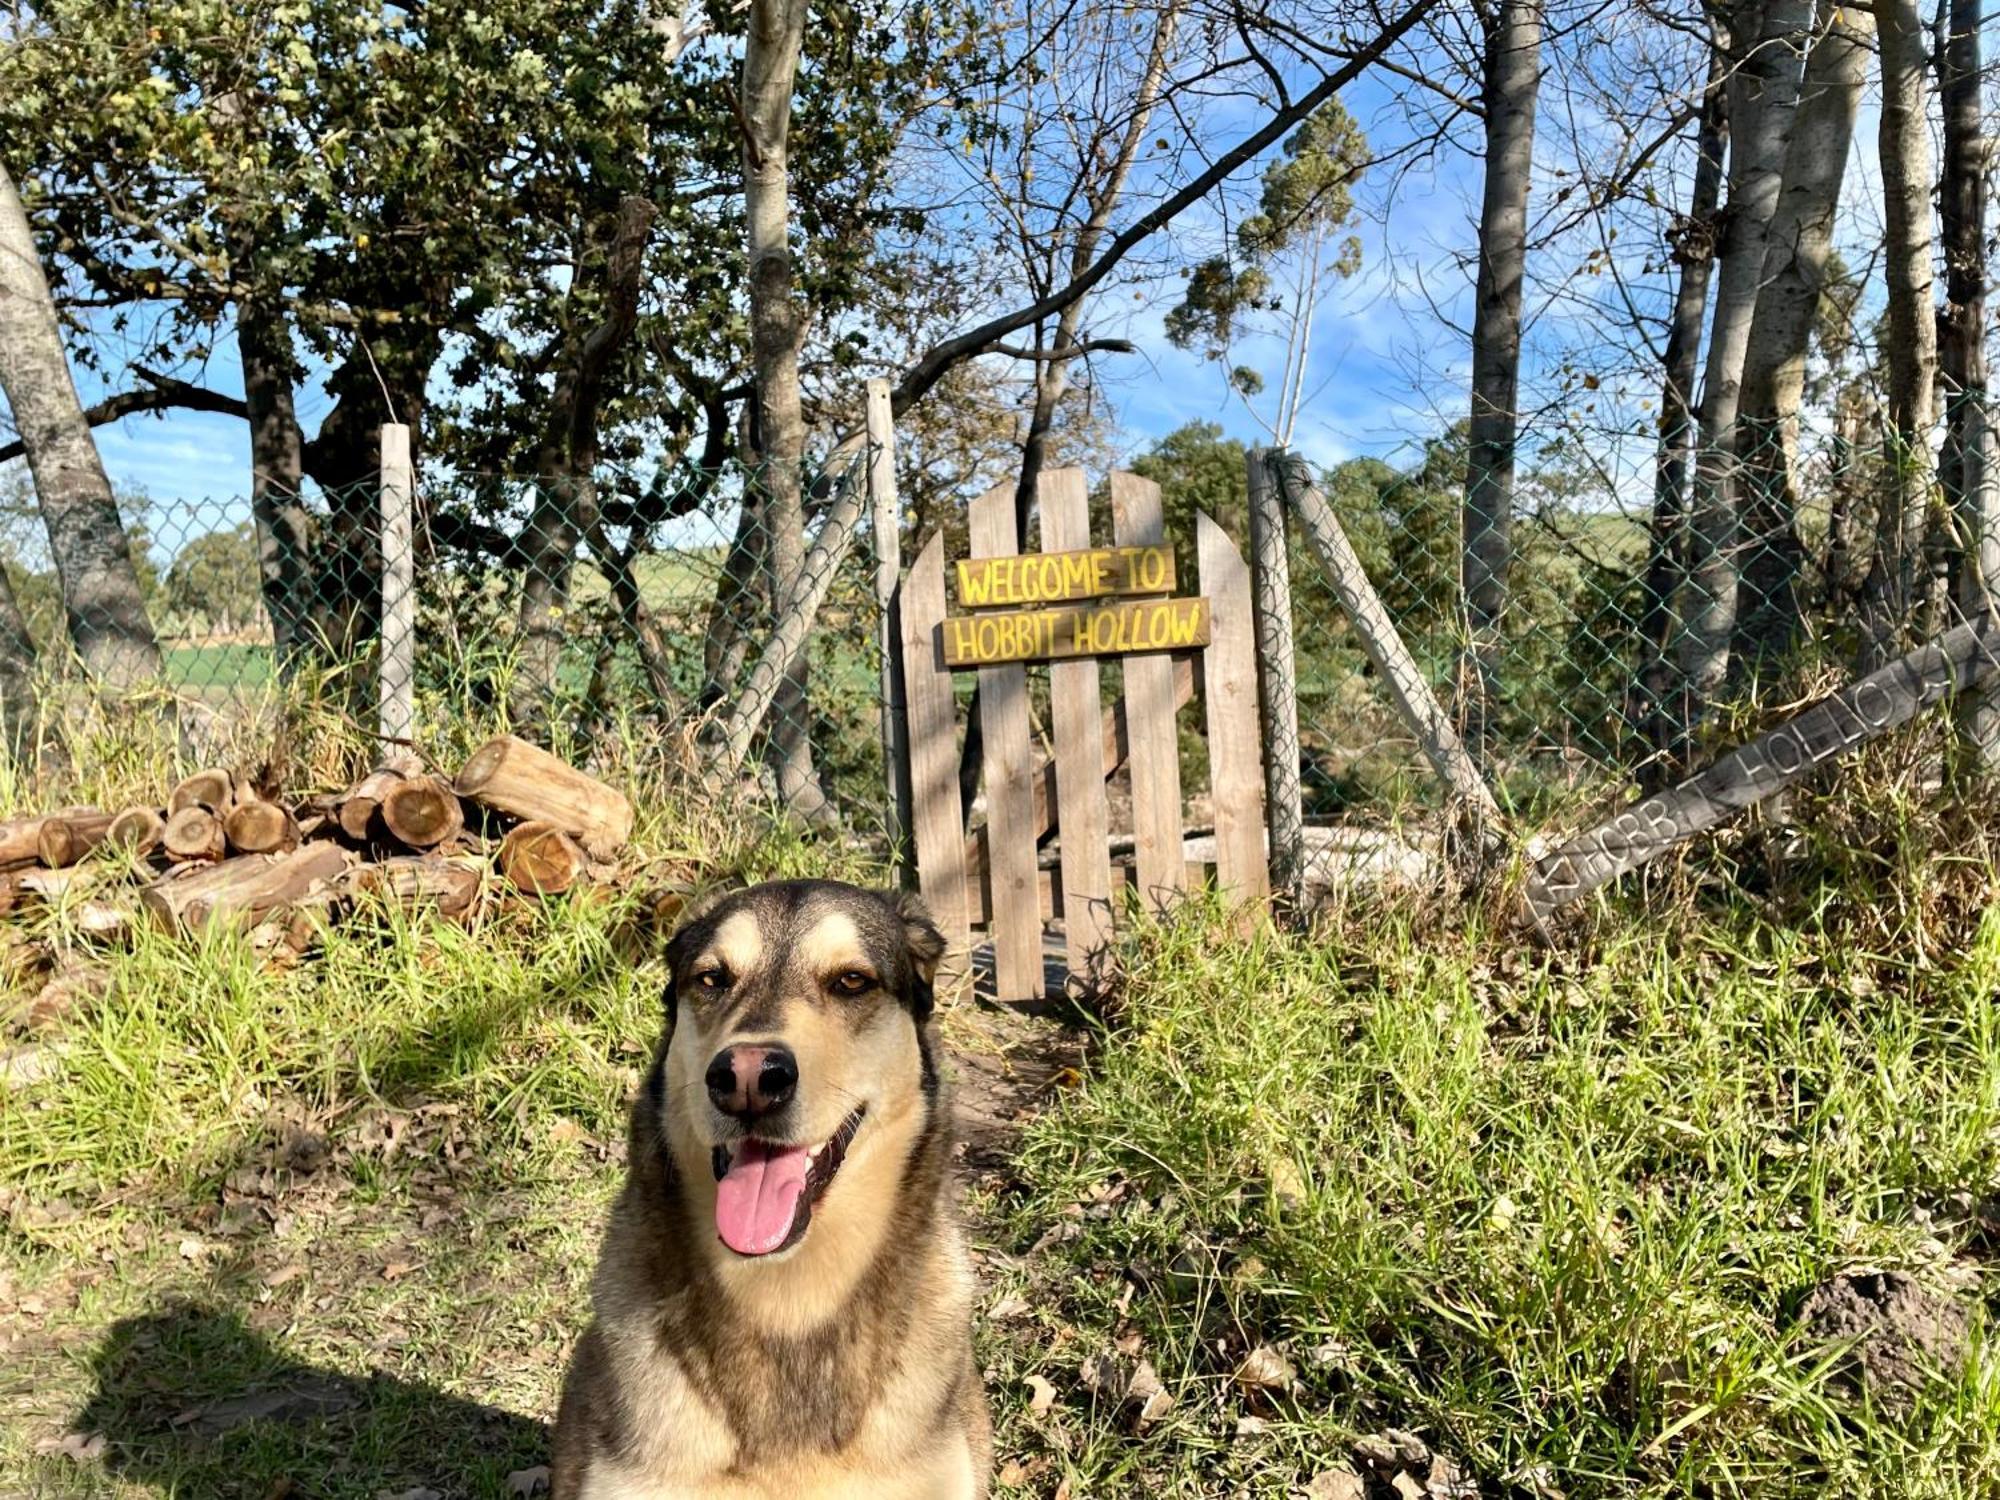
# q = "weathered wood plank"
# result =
<box><xmin>898</xmin><ymin>530</ymin><xmax>970</xmax><ymax>953</ymax></box>
<box><xmin>940</xmin><ymin>596</ymin><xmax>1209</xmax><ymax>667</ymax></box>
<box><xmin>1197</xmin><ymin>512</ymin><xmax>1269</xmax><ymax>928</ymax></box>
<box><xmin>962</xmin><ymin>656</ymin><xmax>1196</xmax><ymax>880</ymax></box>
<box><xmin>1112</xmin><ymin>471</ymin><xmax>1187</xmax><ymax>914</ymax></box>
<box><xmin>865</xmin><ymin>378</ymin><xmax>912</xmax><ymax>872</ymax></box>
<box><xmin>378</xmin><ymin>422</ymin><xmax>416</xmax><ymax>755</ymax></box>
<box><xmin>1524</xmin><ymin>617</ymin><xmax>2000</xmax><ymax>921</ymax></box>
<box><xmin>955</xmin><ymin>543</ymin><xmax>1176</xmax><ymax>608</ymax></box>
<box><xmin>1040</xmin><ymin>469</ymin><xmax>1116</xmax><ymax>988</ymax></box>
<box><xmin>1271</xmin><ymin>451</ymin><xmax>1501</xmax><ymax>823</ymax></box>
<box><xmin>969</xmin><ymin>484</ymin><xmax>1043</xmax><ymax>1000</ymax></box>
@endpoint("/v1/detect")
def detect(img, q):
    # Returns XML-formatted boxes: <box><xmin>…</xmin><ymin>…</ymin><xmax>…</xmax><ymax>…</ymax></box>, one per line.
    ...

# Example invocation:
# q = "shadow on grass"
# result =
<box><xmin>74</xmin><ymin>1301</ymin><xmax>547</xmax><ymax>1499</ymax></box>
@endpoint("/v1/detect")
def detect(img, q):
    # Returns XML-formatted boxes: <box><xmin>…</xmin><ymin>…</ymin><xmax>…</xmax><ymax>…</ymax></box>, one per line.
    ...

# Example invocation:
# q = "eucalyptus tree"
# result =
<box><xmin>0</xmin><ymin>157</ymin><xmax>160</xmax><ymax>688</ymax></box>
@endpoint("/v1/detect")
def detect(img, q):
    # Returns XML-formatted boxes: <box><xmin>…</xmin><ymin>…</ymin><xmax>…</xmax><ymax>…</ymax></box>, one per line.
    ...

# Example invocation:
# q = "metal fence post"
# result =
<box><xmin>866</xmin><ymin>378</ymin><xmax>913</xmax><ymax>876</ymax></box>
<box><xmin>1247</xmin><ymin>446</ymin><xmax>1304</xmax><ymax>900</ymax></box>
<box><xmin>378</xmin><ymin>423</ymin><xmax>416</xmax><ymax>763</ymax></box>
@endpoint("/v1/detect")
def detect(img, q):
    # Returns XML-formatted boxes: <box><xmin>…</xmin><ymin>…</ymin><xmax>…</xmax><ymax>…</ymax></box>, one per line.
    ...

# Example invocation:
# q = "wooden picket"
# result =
<box><xmin>898</xmin><ymin>532</ymin><xmax>969</xmax><ymax>953</ymax></box>
<box><xmin>1197</xmin><ymin>513</ymin><xmax>1268</xmax><ymax>927</ymax></box>
<box><xmin>1111</xmin><ymin>472</ymin><xmax>1186</xmax><ymax>912</ymax></box>
<box><xmin>967</xmin><ymin>484</ymin><xmax>1042</xmax><ymax>1002</ymax></box>
<box><xmin>1040</xmin><ymin>469</ymin><xmax>1115</xmax><ymax>986</ymax></box>
<box><xmin>899</xmin><ymin>469</ymin><xmax>1269</xmax><ymax>1001</ymax></box>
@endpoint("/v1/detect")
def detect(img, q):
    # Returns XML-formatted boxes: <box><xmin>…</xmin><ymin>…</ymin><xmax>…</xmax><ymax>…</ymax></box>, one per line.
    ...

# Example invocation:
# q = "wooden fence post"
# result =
<box><xmin>1246</xmin><ymin>446</ymin><xmax>1304</xmax><ymax>900</ymax></box>
<box><xmin>865</xmin><ymin>379</ymin><xmax>912</xmax><ymax>874</ymax></box>
<box><xmin>898</xmin><ymin>532</ymin><xmax>970</xmax><ymax>953</ymax></box>
<box><xmin>1269</xmin><ymin>449</ymin><xmax>1502</xmax><ymax>826</ymax></box>
<box><xmin>378</xmin><ymin>423</ymin><xmax>416</xmax><ymax>765</ymax></box>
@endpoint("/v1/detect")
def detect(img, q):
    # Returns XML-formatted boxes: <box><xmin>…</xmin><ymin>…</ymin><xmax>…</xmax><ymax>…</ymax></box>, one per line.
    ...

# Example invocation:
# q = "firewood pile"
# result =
<box><xmin>0</xmin><ymin>734</ymin><xmax>636</xmax><ymax>960</ymax></box>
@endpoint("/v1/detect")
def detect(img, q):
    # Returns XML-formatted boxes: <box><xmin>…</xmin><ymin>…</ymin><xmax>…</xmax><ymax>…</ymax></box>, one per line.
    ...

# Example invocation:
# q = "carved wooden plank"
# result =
<box><xmin>1112</xmin><ymin>471</ymin><xmax>1186</xmax><ymax>914</ymax></box>
<box><xmin>1524</xmin><ymin>617</ymin><xmax>2000</xmax><ymax>921</ymax></box>
<box><xmin>940</xmin><ymin>597</ymin><xmax>1209</xmax><ymax>667</ymax></box>
<box><xmin>969</xmin><ymin>483</ymin><xmax>1043</xmax><ymax>1000</ymax></box>
<box><xmin>962</xmin><ymin>656</ymin><xmax>1195</xmax><ymax>880</ymax></box>
<box><xmin>898</xmin><ymin>531</ymin><xmax>970</xmax><ymax>953</ymax></box>
<box><xmin>955</xmin><ymin>544</ymin><xmax>1176</xmax><ymax>607</ymax></box>
<box><xmin>1040</xmin><ymin>468</ymin><xmax>1116</xmax><ymax>988</ymax></box>
<box><xmin>1197</xmin><ymin>512</ymin><xmax>1269</xmax><ymax>927</ymax></box>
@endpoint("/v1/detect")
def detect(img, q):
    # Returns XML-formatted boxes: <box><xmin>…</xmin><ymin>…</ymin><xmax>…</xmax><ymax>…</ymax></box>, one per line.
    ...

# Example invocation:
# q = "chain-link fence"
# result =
<box><xmin>0</xmin><ymin>440</ymin><xmax>895</xmax><ymax>830</ymax></box>
<box><xmin>1270</xmin><ymin>416</ymin><xmax>2000</xmax><ymax>825</ymax></box>
<box><xmin>4</xmin><ymin>411</ymin><xmax>1996</xmax><ymax>849</ymax></box>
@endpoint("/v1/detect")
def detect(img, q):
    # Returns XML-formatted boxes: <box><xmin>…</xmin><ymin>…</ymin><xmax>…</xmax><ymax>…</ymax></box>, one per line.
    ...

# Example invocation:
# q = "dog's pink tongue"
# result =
<box><xmin>715</xmin><ymin>1139</ymin><xmax>811</xmax><ymax>1256</ymax></box>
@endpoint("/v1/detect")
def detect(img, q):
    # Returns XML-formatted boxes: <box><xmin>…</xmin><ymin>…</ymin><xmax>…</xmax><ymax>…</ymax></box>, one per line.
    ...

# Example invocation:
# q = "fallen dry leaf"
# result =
<box><xmin>987</xmin><ymin>1291</ymin><xmax>1031</xmax><ymax>1321</ymax></box>
<box><xmin>505</xmin><ymin>1465</ymin><xmax>551</xmax><ymax>1497</ymax></box>
<box><xmin>1023</xmin><ymin>1374</ymin><xmax>1057</xmax><ymax>1416</ymax></box>
<box><xmin>1389</xmin><ymin>1473</ymin><xmax>1425</xmax><ymax>1500</ymax></box>
<box><xmin>33</xmin><ymin>1431</ymin><xmax>106</xmax><ymax>1463</ymax></box>
<box><xmin>1234</xmin><ymin>1343</ymin><xmax>1295</xmax><ymax>1393</ymax></box>
<box><xmin>1302</xmin><ymin>1470</ymin><xmax>1365</xmax><ymax>1500</ymax></box>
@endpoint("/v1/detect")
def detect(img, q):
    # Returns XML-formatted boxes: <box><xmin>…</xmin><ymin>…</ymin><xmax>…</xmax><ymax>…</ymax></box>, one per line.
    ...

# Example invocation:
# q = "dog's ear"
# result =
<box><xmin>888</xmin><ymin>890</ymin><xmax>947</xmax><ymax>1022</ymax></box>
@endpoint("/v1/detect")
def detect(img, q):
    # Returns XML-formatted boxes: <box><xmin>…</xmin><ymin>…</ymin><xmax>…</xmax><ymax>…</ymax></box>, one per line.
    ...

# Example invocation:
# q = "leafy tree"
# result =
<box><xmin>163</xmin><ymin>523</ymin><xmax>259</xmax><ymax>632</ymax></box>
<box><xmin>1164</xmin><ymin>99</ymin><xmax>1368</xmax><ymax>441</ymax></box>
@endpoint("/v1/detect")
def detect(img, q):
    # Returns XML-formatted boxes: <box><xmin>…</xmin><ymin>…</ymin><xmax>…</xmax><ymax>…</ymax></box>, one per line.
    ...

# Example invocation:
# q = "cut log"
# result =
<box><xmin>0</xmin><ymin>806</ymin><xmax>101</xmax><ymax>870</ymax></box>
<box><xmin>337</xmin><ymin>769</ymin><xmax>405</xmax><ymax>842</ymax></box>
<box><xmin>380</xmin><ymin>776</ymin><xmax>466</xmax><ymax>850</ymax></box>
<box><xmin>168</xmin><ymin>768</ymin><xmax>235</xmax><ymax>815</ymax></box>
<box><xmin>141</xmin><ymin>843</ymin><xmax>353</xmax><ymax>932</ymax></box>
<box><xmin>37</xmin><ymin>811</ymin><xmax>116</xmax><ymax>868</ymax></box>
<box><xmin>106</xmin><ymin>806</ymin><xmax>167</xmax><ymax>857</ymax></box>
<box><xmin>355</xmin><ymin>855</ymin><xmax>485</xmax><ymax>919</ymax></box>
<box><xmin>497</xmin><ymin>820</ymin><xmax>585</xmax><ymax>894</ymax></box>
<box><xmin>456</xmin><ymin>735</ymin><xmax>634</xmax><ymax>857</ymax></box>
<box><xmin>163</xmin><ymin>806</ymin><xmax>226</xmax><ymax>863</ymax></box>
<box><xmin>224</xmin><ymin>800</ymin><xmax>301</xmax><ymax>856</ymax></box>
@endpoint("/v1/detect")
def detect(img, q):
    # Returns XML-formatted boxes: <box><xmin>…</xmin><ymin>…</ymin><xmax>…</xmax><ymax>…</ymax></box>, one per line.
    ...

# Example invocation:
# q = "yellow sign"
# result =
<box><xmin>941</xmin><ymin>597</ymin><xmax>1210</xmax><ymax>668</ymax></box>
<box><xmin>955</xmin><ymin>544</ymin><xmax>1175</xmax><ymax>608</ymax></box>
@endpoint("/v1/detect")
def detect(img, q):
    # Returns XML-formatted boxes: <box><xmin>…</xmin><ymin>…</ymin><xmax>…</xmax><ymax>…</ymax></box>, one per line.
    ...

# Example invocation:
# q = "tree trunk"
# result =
<box><xmin>1938</xmin><ymin>0</ymin><xmax>2000</xmax><ymax>764</ymax></box>
<box><xmin>1635</xmin><ymin>40</ymin><xmax>1729</xmax><ymax>781</ymax></box>
<box><xmin>234</xmin><ymin>270</ymin><xmax>317</xmax><ymax>666</ymax></box>
<box><xmin>1680</xmin><ymin>0</ymin><xmax>1813</xmax><ymax>716</ymax></box>
<box><xmin>0</xmin><ymin>159</ymin><xmax>161</xmax><ymax>687</ymax></box>
<box><xmin>514</xmin><ymin>195</ymin><xmax>657</xmax><ymax>727</ymax></box>
<box><xmin>1731</xmin><ymin>4</ymin><xmax>1871</xmax><ymax>673</ymax></box>
<box><xmin>1864</xmin><ymin>0</ymin><xmax>1942</xmax><ymax>665</ymax></box>
<box><xmin>1458</xmin><ymin>0</ymin><xmax>1542</xmax><ymax>760</ymax></box>
<box><xmin>740</xmin><ymin>0</ymin><xmax>825</xmax><ymax>824</ymax></box>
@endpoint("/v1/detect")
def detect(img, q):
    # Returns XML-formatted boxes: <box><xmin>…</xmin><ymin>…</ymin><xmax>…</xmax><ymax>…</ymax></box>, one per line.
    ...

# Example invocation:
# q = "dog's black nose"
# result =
<box><xmin>706</xmin><ymin>1044</ymin><xmax>798</xmax><ymax>1119</ymax></box>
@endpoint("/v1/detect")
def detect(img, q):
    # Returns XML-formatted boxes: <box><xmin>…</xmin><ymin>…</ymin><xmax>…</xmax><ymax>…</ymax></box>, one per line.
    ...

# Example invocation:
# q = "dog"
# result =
<box><xmin>552</xmin><ymin>879</ymin><xmax>991</xmax><ymax>1499</ymax></box>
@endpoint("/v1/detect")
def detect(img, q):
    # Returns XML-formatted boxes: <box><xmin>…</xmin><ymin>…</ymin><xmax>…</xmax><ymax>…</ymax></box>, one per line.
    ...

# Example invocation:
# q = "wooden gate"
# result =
<box><xmin>898</xmin><ymin>468</ymin><xmax>1268</xmax><ymax>1001</ymax></box>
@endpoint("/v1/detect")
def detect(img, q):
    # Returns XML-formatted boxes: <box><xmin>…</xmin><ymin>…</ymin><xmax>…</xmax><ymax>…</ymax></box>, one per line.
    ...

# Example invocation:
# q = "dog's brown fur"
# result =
<box><xmin>552</xmin><ymin>880</ymin><xmax>990</xmax><ymax>1499</ymax></box>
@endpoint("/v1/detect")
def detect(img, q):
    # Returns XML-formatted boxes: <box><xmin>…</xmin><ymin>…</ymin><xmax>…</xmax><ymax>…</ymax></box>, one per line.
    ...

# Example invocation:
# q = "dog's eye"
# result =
<box><xmin>831</xmin><ymin>970</ymin><xmax>875</xmax><ymax>996</ymax></box>
<box><xmin>693</xmin><ymin>967</ymin><xmax>728</xmax><ymax>991</ymax></box>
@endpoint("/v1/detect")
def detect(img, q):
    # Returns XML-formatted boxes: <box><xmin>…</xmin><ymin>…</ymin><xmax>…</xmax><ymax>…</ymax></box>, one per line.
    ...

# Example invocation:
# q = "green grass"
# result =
<box><xmin>162</xmin><ymin>642</ymin><xmax>274</xmax><ymax>691</ymax></box>
<box><xmin>981</xmin><ymin>893</ymin><xmax>2000</xmax><ymax>1497</ymax></box>
<box><xmin>2</xmin><ymin>693</ymin><xmax>1997</xmax><ymax>1498</ymax></box>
